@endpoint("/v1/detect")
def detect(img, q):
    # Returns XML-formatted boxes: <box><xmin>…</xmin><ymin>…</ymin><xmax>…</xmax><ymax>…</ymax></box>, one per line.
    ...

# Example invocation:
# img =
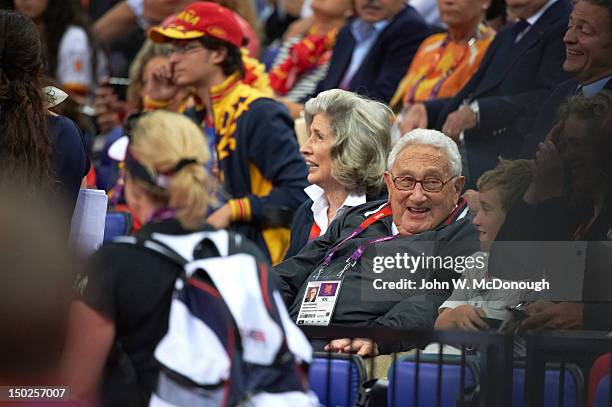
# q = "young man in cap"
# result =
<box><xmin>149</xmin><ymin>2</ymin><xmax>308</xmax><ymax>264</ymax></box>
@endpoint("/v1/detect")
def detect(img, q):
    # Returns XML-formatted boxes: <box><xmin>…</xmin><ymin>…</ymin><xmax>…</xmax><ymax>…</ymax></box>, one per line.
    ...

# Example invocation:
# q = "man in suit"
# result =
<box><xmin>402</xmin><ymin>0</ymin><xmax>572</xmax><ymax>187</ymax></box>
<box><xmin>315</xmin><ymin>0</ymin><xmax>430</xmax><ymax>103</ymax></box>
<box><xmin>520</xmin><ymin>0</ymin><xmax>612</xmax><ymax>157</ymax></box>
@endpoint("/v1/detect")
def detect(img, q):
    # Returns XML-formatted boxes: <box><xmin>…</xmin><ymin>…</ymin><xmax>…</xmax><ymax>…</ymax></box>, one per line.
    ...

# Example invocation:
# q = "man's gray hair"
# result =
<box><xmin>304</xmin><ymin>89</ymin><xmax>392</xmax><ymax>195</ymax></box>
<box><xmin>388</xmin><ymin>129</ymin><xmax>462</xmax><ymax>177</ymax></box>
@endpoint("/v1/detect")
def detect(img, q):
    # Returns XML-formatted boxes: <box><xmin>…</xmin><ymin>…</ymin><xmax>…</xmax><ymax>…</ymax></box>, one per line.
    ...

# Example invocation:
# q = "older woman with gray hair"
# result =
<box><xmin>284</xmin><ymin>89</ymin><xmax>392</xmax><ymax>259</ymax></box>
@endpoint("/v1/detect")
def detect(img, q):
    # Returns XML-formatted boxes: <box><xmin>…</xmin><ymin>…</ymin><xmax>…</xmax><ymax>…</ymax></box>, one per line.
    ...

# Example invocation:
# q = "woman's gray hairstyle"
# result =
<box><xmin>388</xmin><ymin>129</ymin><xmax>462</xmax><ymax>176</ymax></box>
<box><xmin>304</xmin><ymin>89</ymin><xmax>393</xmax><ymax>195</ymax></box>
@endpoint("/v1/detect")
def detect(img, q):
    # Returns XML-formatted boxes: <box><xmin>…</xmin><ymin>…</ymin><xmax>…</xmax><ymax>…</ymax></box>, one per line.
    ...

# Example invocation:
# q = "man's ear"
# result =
<box><xmin>211</xmin><ymin>47</ymin><xmax>228</xmax><ymax>65</ymax></box>
<box><xmin>383</xmin><ymin>171</ymin><xmax>394</xmax><ymax>199</ymax></box>
<box><xmin>454</xmin><ymin>176</ymin><xmax>466</xmax><ymax>199</ymax></box>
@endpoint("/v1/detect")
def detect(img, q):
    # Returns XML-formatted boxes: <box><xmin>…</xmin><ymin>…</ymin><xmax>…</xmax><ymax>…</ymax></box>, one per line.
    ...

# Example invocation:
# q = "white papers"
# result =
<box><xmin>69</xmin><ymin>189</ymin><xmax>108</xmax><ymax>257</ymax></box>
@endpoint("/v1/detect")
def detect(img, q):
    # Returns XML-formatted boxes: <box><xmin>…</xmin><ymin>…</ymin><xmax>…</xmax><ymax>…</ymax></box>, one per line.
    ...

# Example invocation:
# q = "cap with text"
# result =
<box><xmin>148</xmin><ymin>2</ymin><xmax>244</xmax><ymax>48</ymax></box>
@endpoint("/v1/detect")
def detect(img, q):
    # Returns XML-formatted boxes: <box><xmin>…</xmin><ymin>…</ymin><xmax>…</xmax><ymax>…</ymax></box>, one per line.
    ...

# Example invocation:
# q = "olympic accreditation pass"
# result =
<box><xmin>0</xmin><ymin>386</ymin><xmax>69</xmax><ymax>401</ymax></box>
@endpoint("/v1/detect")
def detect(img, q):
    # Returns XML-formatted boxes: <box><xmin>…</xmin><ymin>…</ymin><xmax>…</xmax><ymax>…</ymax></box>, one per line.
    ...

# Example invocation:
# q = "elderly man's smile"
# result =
<box><xmin>406</xmin><ymin>207</ymin><xmax>430</xmax><ymax>218</ymax></box>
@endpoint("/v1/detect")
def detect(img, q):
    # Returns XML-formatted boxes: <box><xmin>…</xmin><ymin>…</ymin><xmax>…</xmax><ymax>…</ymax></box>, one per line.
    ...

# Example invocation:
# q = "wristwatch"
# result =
<box><xmin>468</xmin><ymin>100</ymin><xmax>480</xmax><ymax>125</ymax></box>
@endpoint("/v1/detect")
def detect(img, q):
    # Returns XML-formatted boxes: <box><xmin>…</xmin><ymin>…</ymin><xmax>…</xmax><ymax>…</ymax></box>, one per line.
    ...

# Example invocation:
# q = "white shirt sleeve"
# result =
<box><xmin>56</xmin><ymin>26</ymin><xmax>93</xmax><ymax>91</ymax></box>
<box><xmin>127</xmin><ymin>0</ymin><xmax>150</xmax><ymax>29</ymax></box>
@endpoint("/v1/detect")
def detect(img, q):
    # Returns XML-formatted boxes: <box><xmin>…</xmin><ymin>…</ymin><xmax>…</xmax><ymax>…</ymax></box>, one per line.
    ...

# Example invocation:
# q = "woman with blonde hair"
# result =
<box><xmin>62</xmin><ymin>110</ymin><xmax>214</xmax><ymax>405</ymax></box>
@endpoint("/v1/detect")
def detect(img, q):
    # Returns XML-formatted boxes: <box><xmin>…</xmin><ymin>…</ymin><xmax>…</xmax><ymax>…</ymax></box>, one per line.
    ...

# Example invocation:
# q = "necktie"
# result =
<box><xmin>512</xmin><ymin>19</ymin><xmax>530</xmax><ymax>43</ymax></box>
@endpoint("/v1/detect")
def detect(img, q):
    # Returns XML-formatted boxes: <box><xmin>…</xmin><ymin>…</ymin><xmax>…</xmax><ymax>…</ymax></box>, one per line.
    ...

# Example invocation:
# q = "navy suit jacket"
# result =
<box><xmin>425</xmin><ymin>0</ymin><xmax>572</xmax><ymax>186</ymax></box>
<box><xmin>520</xmin><ymin>77</ymin><xmax>612</xmax><ymax>158</ymax></box>
<box><xmin>315</xmin><ymin>5</ymin><xmax>430</xmax><ymax>103</ymax></box>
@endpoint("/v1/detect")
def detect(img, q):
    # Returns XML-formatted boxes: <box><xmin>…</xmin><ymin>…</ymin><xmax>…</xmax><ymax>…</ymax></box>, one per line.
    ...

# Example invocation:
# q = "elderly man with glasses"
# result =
<box><xmin>274</xmin><ymin>129</ymin><xmax>479</xmax><ymax>356</ymax></box>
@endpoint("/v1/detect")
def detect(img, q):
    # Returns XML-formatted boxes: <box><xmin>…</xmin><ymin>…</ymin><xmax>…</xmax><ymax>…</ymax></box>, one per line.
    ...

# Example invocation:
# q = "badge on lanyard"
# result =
<box><xmin>296</xmin><ymin>280</ymin><xmax>343</xmax><ymax>326</ymax></box>
<box><xmin>298</xmin><ymin>203</ymin><xmax>394</xmax><ymax>326</ymax></box>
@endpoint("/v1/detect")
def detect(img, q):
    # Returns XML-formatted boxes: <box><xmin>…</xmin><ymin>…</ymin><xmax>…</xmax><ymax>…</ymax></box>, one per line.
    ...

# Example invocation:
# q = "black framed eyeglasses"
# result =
<box><xmin>391</xmin><ymin>174</ymin><xmax>456</xmax><ymax>193</ymax></box>
<box><xmin>170</xmin><ymin>42</ymin><xmax>205</xmax><ymax>55</ymax></box>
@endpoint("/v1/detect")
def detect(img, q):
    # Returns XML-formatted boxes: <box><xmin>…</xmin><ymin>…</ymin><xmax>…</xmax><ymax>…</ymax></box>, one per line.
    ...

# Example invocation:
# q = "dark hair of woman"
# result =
<box><xmin>39</xmin><ymin>0</ymin><xmax>99</xmax><ymax>80</ymax></box>
<box><xmin>0</xmin><ymin>10</ymin><xmax>55</xmax><ymax>190</ymax></box>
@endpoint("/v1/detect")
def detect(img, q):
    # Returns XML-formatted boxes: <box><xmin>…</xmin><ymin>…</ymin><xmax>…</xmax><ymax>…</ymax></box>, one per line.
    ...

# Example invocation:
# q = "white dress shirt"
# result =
<box><xmin>305</xmin><ymin>184</ymin><xmax>366</xmax><ymax>236</ymax></box>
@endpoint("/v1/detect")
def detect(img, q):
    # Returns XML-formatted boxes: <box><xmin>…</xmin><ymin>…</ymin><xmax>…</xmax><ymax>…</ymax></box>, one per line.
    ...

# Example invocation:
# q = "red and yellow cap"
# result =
<box><xmin>148</xmin><ymin>2</ymin><xmax>244</xmax><ymax>48</ymax></box>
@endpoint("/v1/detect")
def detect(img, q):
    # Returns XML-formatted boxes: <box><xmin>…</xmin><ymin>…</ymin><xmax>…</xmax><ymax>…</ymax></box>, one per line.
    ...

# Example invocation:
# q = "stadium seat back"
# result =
<box><xmin>513</xmin><ymin>364</ymin><xmax>582</xmax><ymax>407</ymax></box>
<box><xmin>104</xmin><ymin>211</ymin><xmax>132</xmax><ymax>242</ymax></box>
<box><xmin>387</xmin><ymin>352</ymin><xmax>478</xmax><ymax>407</ymax></box>
<box><xmin>309</xmin><ymin>352</ymin><xmax>366</xmax><ymax>407</ymax></box>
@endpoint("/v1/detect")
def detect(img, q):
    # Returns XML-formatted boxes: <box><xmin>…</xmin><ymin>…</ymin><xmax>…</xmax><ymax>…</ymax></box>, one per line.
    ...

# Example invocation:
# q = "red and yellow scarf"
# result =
<box><xmin>269</xmin><ymin>26</ymin><xmax>338</xmax><ymax>95</ymax></box>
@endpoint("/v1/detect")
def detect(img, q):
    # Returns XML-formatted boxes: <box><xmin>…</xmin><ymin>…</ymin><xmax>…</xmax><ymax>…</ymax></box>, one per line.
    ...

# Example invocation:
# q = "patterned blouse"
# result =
<box><xmin>390</xmin><ymin>24</ymin><xmax>495</xmax><ymax>109</ymax></box>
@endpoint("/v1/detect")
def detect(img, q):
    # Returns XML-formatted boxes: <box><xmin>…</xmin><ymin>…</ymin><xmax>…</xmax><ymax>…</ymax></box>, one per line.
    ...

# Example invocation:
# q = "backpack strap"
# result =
<box><xmin>111</xmin><ymin>236</ymin><xmax>187</xmax><ymax>267</ymax></box>
<box><xmin>226</xmin><ymin>231</ymin><xmax>243</xmax><ymax>256</ymax></box>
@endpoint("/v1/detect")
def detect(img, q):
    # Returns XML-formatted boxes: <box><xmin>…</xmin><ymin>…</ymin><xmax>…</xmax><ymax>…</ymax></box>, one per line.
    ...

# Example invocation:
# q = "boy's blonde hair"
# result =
<box><xmin>477</xmin><ymin>159</ymin><xmax>532</xmax><ymax>210</ymax></box>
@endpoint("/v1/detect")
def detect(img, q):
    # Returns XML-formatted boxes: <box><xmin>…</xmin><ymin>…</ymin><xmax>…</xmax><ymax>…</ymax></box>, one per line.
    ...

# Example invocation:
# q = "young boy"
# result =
<box><xmin>148</xmin><ymin>2</ymin><xmax>308</xmax><ymax>264</ymax></box>
<box><xmin>435</xmin><ymin>159</ymin><xmax>532</xmax><ymax>330</ymax></box>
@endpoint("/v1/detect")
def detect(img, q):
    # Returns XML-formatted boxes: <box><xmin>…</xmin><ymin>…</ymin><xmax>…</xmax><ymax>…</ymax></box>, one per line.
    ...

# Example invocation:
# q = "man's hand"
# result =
<box><xmin>523</xmin><ymin>135</ymin><xmax>565</xmax><ymax>204</ymax></box>
<box><xmin>206</xmin><ymin>204</ymin><xmax>232</xmax><ymax>229</ymax></box>
<box><xmin>324</xmin><ymin>338</ymin><xmax>379</xmax><ymax>357</ymax></box>
<box><xmin>522</xmin><ymin>301</ymin><xmax>584</xmax><ymax>330</ymax></box>
<box><xmin>94</xmin><ymin>84</ymin><xmax>122</xmax><ymax>133</ymax></box>
<box><xmin>143</xmin><ymin>58</ymin><xmax>181</xmax><ymax>103</ymax></box>
<box><xmin>441</xmin><ymin>105</ymin><xmax>477</xmax><ymax>143</ymax></box>
<box><xmin>399</xmin><ymin>103</ymin><xmax>428</xmax><ymax>136</ymax></box>
<box><xmin>462</xmin><ymin>189</ymin><xmax>480</xmax><ymax>215</ymax></box>
<box><xmin>450</xmin><ymin>305</ymin><xmax>488</xmax><ymax>331</ymax></box>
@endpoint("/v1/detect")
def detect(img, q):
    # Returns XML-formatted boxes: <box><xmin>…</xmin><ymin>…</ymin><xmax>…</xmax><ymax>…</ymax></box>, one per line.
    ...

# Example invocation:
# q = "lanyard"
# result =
<box><xmin>314</xmin><ymin>203</ymin><xmax>393</xmax><ymax>278</ymax></box>
<box><xmin>315</xmin><ymin>199</ymin><xmax>468</xmax><ymax>279</ymax></box>
<box><xmin>309</xmin><ymin>222</ymin><xmax>321</xmax><ymax>240</ymax></box>
<box><xmin>336</xmin><ymin>234</ymin><xmax>399</xmax><ymax>278</ymax></box>
<box><xmin>148</xmin><ymin>208</ymin><xmax>176</xmax><ymax>223</ymax></box>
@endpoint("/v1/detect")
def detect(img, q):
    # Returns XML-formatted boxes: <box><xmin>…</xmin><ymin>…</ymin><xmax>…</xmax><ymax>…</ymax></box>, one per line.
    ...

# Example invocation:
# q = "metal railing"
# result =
<box><xmin>300</xmin><ymin>326</ymin><xmax>612</xmax><ymax>407</ymax></box>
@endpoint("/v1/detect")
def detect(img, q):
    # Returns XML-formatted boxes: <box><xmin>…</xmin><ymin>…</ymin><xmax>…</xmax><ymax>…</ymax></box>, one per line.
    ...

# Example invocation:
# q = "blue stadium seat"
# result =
<box><xmin>387</xmin><ymin>352</ymin><xmax>478</xmax><ymax>407</ymax></box>
<box><xmin>512</xmin><ymin>364</ymin><xmax>582</xmax><ymax>407</ymax></box>
<box><xmin>103</xmin><ymin>212</ymin><xmax>132</xmax><ymax>242</ymax></box>
<box><xmin>309</xmin><ymin>352</ymin><xmax>366</xmax><ymax>407</ymax></box>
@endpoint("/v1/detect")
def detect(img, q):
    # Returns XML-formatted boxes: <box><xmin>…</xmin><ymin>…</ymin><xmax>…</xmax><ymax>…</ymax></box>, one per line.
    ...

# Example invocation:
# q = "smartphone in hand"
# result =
<box><xmin>506</xmin><ymin>305</ymin><xmax>529</xmax><ymax>320</ymax></box>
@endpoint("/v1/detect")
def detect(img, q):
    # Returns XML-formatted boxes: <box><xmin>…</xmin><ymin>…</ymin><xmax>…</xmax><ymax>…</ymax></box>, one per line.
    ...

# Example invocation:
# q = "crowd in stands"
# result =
<box><xmin>1</xmin><ymin>0</ymin><xmax>612</xmax><ymax>404</ymax></box>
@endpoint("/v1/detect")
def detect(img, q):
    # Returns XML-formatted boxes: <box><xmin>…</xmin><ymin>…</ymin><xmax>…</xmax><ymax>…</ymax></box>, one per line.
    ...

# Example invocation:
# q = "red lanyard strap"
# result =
<box><xmin>333</xmin><ymin>199</ymin><xmax>467</xmax><ymax>278</ymax></box>
<box><xmin>319</xmin><ymin>203</ymin><xmax>393</xmax><ymax>270</ymax></box>
<box><xmin>308</xmin><ymin>222</ymin><xmax>321</xmax><ymax>241</ymax></box>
